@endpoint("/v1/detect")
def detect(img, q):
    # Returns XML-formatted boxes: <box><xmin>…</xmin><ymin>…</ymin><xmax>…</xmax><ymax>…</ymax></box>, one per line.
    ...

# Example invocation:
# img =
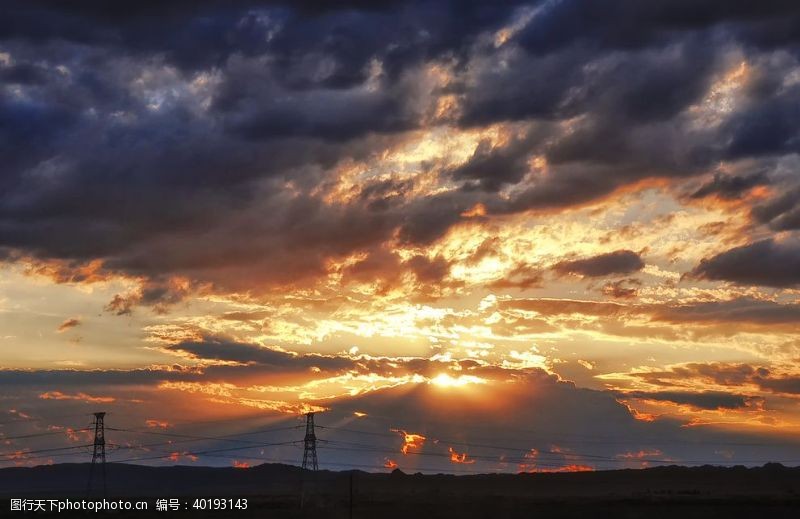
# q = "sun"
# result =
<box><xmin>429</xmin><ymin>373</ymin><xmax>487</xmax><ymax>388</ymax></box>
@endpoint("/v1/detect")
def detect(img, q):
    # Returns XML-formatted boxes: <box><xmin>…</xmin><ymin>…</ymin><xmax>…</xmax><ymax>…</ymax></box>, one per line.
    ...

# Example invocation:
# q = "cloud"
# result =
<box><xmin>162</xmin><ymin>335</ymin><xmax>355</xmax><ymax>373</ymax></box>
<box><xmin>3</xmin><ymin>2</ymin><xmax>800</xmax><ymax>472</ymax></box>
<box><xmin>553</xmin><ymin>250</ymin><xmax>645</xmax><ymax>278</ymax></box>
<box><xmin>498</xmin><ymin>296</ymin><xmax>800</xmax><ymax>331</ymax></box>
<box><xmin>513</xmin><ymin>0</ymin><xmax>800</xmax><ymax>55</ymax></box>
<box><xmin>649</xmin><ymin>298</ymin><xmax>800</xmax><ymax>326</ymax></box>
<box><xmin>690</xmin><ymin>171</ymin><xmax>770</xmax><ymax>200</ymax></box>
<box><xmin>55</xmin><ymin>318</ymin><xmax>81</xmax><ymax>333</ymax></box>
<box><xmin>409</xmin><ymin>253</ymin><xmax>451</xmax><ymax>279</ymax></box>
<box><xmin>690</xmin><ymin>239</ymin><xmax>800</xmax><ymax>287</ymax></box>
<box><xmin>0</xmin><ymin>0</ymin><xmax>797</xmax><ymax>305</ymax></box>
<box><xmin>624</xmin><ymin>362</ymin><xmax>800</xmax><ymax>396</ymax></box>
<box><xmin>499</xmin><ymin>298</ymin><xmax>628</xmax><ymax>317</ymax></box>
<box><xmin>752</xmin><ymin>186</ymin><xmax>800</xmax><ymax>231</ymax></box>
<box><xmin>0</xmin><ymin>334</ymin><xmax>505</xmax><ymax>391</ymax></box>
<box><xmin>448</xmin><ymin>132</ymin><xmax>538</xmax><ymax>192</ymax></box>
<box><xmin>4</xmin><ymin>358</ymin><xmax>800</xmax><ymax>470</ymax></box>
<box><xmin>38</xmin><ymin>391</ymin><xmax>115</xmax><ymax>403</ymax></box>
<box><xmin>298</xmin><ymin>367</ymin><xmax>800</xmax><ymax>471</ymax></box>
<box><xmin>619</xmin><ymin>390</ymin><xmax>762</xmax><ymax>411</ymax></box>
<box><xmin>600</xmin><ymin>279</ymin><xmax>640</xmax><ymax>299</ymax></box>
<box><xmin>488</xmin><ymin>264</ymin><xmax>544</xmax><ymax>290</ymax></box>
<box><xmin>723</xmin><ymin>84</ymin><xmax>800</xmax><ymax>159</ymax></box>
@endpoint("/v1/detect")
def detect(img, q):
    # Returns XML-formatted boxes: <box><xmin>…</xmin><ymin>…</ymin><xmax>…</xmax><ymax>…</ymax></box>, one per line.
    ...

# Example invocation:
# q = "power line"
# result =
<box><xmin>0</xmin><ymin>413</ymin><xmax>93</xmax><ymax>427</ymax></box>
<box><xmin>109</xmin><ymin>440</ymin><xmax>300</xmax><ymax>464</ymax></box>
<box><xmin>318</xmin><ymin>423</ymin><xmax>800</xmax><ymax>449</ymax></box>
<box><xmin>0</xmin><ymin>444</ymin><xmax>93</xmax><ymax>458</ymax></box>
<box><xmin>317</xmin><ymin>425</ymin><xmax>795</xmax><ymax>463</ymax></box>
<box><xmin>316</xmin><ymin>425</ymin><xmax>800</xmax><ymax>466</ymax></box>
<box><xmin>318</xmin><ymin>441</ymin><xmax>800</xmax><ymax>467</ymax></box>
<box><xmin>107</xmin><ymin>425</ymin><xmax>300</xmax><ymax>446</ymax></box>
<box><xmin>0</xmin><ymin>429</ymin><xmax>91</xmax><ymax>441</ymax></box>
<box><xmin>0</xmin><ymin>448</ymin><xmax>96</xmax><ymax>466</ymax></box>
<box><xmin>332</xmin><ymin>413</ymin><xmax>800</xmax><ymax>448</ymax></box>
<box><xmin>5</xmin><ymin>414</ymin><xmax>799</xmax><ymax>474</ymax></box>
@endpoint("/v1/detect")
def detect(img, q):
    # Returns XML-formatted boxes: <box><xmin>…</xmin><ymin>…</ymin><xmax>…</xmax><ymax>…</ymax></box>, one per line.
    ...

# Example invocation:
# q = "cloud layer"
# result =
<box><xmin>2</xmin><ymin>0</ymin><xmax>800</xmax><ymax>472</ymax></box>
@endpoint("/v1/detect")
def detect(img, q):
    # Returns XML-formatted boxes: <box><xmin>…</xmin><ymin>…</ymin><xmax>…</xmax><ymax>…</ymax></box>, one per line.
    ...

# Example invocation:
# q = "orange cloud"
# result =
<box><xmin>517</xmin><ymin>447</ymin><xmax>593</xmax><ymax>473</ymax></box>
<box><xmin>384</xmin><ymin>458</ymin><xmax>398</xmax><ymax>469</ymax></box>
<box><xmin>518</xmin><ymin>448</ymin><xmax>539</xmax><ymax>472</ymax></box>
<box><xmin>9</xmin><ymin>409</ymin><xmax>32</xmax><ymax>420</ymax></box>
<box><xmin>47</xmin><ymin>425</ymin><xmax>91</xmax><ymax>442</ymax></box>
<box><xmin>23</xmin><ymin>257</ymin><xmax>111</xmax><ymax>285</ymax></box>
<box><xmin>56</xmin><ymin>318</ymin><xmax>81</xmax><ymax>333</ymax></box>
<box><xmin>616</xmin><ymin>449</ymin><xmax>663</xmax><ymax>460</ymax></box>
<box><xmin>168</xmin><ymin>451</ymin><xmax>199</xmax><ymax>462</ymax></box>
<box><xmin>552</xmin><ymin>465</ymin><xmax>594</xmax><ymax>473</ymax></box>
<box><xmin>461</xmin><ymin>203</ymin><xmax>487</xmax><ymax>218</ymax></box>
<box><xmin>38</xmin><ymin>391</ymin><xmax>115</xmax><ymax>403</ymax></box>
<box><xmin>448</xmin><ymin>447</ymin><xmax>476</xmax><ymax>464</ymax></box>
<box><xmin>232</xmin><ymin>460</ymin><xmax>250</xmax><ymax>469</ymax></box>
<box><xmin>391</xmin><ymin>428</ymin><xmax>426</xmax><ymax>455</ymax></box>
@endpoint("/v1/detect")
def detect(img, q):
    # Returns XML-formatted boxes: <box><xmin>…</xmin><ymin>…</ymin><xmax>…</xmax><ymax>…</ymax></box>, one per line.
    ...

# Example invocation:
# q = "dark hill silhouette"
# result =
<box><xmin>1</xmin><ymin>463</ymin><xmax>800</xmax><ymax>518</ymax></box>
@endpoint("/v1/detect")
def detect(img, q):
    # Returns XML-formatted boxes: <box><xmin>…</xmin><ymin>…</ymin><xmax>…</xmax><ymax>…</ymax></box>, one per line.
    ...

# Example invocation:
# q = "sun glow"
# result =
<box><xmin>429</xmin><ymin>373</ymin><xmax>487</xmax><ymax>388</ymax></box>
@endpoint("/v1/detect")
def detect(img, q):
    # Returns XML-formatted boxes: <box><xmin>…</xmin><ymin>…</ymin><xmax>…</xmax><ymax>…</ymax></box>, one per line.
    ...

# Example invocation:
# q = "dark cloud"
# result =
<box><xmin>752</xmin><ymin>186</ymin><xmax>800</xmax><ymax>231</ymax></box>
<box><xmin>0</xmin><ymin>343</ymin><xmax>380</xmax><ymax>388</ymax></box>
<box><xmin>396</xmin><ymin>191</ymin><xmax>476</xmax><ymax>245</ymax></box>
<box><xmin>723</xmin><ymin>84</ymin><xmax>800</xmax><ymax>159</ymax></box>
<box><xmin>4</xmin><ymin>2</ymin><xmax>800</xmax><ymax>473</ymax></box>
<box><xmin>690</xmin><ymin>239</ymin><xmax>800</xmax><ymax>287</ymax></box>
<box><xmin>405</xmin><ymin>254</ymin><xmax>451</xmax><ymax>284</ymax></box>
<box><xmin>1</xmin><ymin>0</ymin><xmax>800</xmax><ymax>304</ymax></box>
<box><xmin>626</xmin><ymin>362</ymin><xmax>800</xmax><ymax>396</ymax></box>
<box><xmin>449</xmin><ymin>133</ymin><xmax>536</xmax><ymax>192</ymax></box>
<box><xmin>1</xmin><ymin>0</ymin><xmax>524</xmax><ymax>78</ymax></box>
<box><xmin>358</xmin><ymin>178</ymin><xmax>414</xmax><ymax>212</ymax></box>
<box><xmin>105</xmin><ymin>294</ymin><xmax>135</xmax><ymax>316</ymax></box>
<box><xmin>650</xmin><ymin>298</ymin><xmax>800</xmax><ymax>326</ymax></box>
<box><xmin>489</xmin><ymin>264</ymin><xmax>544</xmax><ymax>291</ymax></box>
<box><xmin>628</xmin><ymin>363</ymin><xmax>768</xmax><ymax>387</ymax></box>
<box><xmin>553</xmin><ymin>250</ymin><xmax>645</xmax><ymax>278</ymax></box>
<box><xmin>620</xmin><ymin>390</ymin><xmax>762</xmax><ymax>411</ymax></box>
<box><xmin>163</xmin><ymin>335</ymin><xmax>354</xmax><ymax>372</ymax></box>
<box><xmin>756</xmin><ymin>377</ymin><xmax>800</xmax><ymax>395</ymax></box>
<box><xmin>600</xmin><ymin>279</ymin><xmax>640</xmax><ymax>299</ymax></box>
<box><xmin>214</xmin><ymin>71</ymin><xmax>417</xmax><ymax>141</ymax></box>
<box><xmin>515</xmin><ymin>0</ymin><xmax>800</xmax><ymax>55</ymax></box>
<box><xmin>690</xmin><ymin>171</ymin><xmax>770</xmax><ymax>200</ymax></box>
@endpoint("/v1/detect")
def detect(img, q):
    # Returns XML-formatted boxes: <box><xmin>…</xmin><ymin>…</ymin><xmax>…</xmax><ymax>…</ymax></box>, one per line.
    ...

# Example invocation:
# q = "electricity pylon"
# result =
<box><xmin>301</xmin><ymin>412</ymin><xmax>319</xmax><ymax>471</ymax></box>
<box><xmin>87</xmin><ymin>412</ymin><xmax>107</xmax><ymax>496</ymax></box>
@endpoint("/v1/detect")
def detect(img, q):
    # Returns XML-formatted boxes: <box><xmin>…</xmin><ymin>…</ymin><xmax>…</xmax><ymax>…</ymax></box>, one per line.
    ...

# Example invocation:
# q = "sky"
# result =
<box><xmin>2</xmin><ymin>0</ymin><xmax>800</xmax><ymax>474</ymax></box>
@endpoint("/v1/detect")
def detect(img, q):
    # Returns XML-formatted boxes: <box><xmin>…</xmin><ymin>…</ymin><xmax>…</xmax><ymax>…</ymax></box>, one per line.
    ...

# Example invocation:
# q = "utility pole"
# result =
<box><xmin>302</xmin><ymin>412</ymin><xmax>318</xmax><ymax>471</ymax></box>
<box><xmin>87</xmin><ymin>412</ymin><xmax>107</xmax><ymax>497</ymax></box>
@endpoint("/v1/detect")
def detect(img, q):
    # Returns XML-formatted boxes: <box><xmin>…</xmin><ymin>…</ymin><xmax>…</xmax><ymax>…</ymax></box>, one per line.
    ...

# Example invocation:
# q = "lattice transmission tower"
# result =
<box><xmin>86</xmin><ymin>411</ymin><xmax>107</xmax><ymax>496</ymax></box>
<box><xmin>301</xmin><ymin>412</ymin><xmax>319</xmax><ymax>471</ymax></box>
